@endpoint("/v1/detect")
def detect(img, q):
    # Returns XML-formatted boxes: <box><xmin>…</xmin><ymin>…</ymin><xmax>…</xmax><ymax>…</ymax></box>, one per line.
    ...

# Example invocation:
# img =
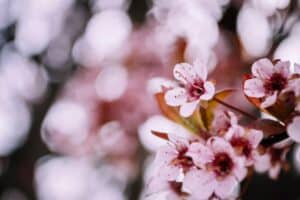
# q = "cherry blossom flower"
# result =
<box><xmin>244</xmin><ymin>58</ymin><xmax>292</xmax><ymax>108</ymax></box>
<box><xmin>146</xmin><ymin>135</ymin><xmax>195</xmax><ymax>198</ymax></box>
<box><xmin>183</xmin><ymin>137</ymin><xmax>247</xmax><ymax>199</ymax></box>
<box><xmin>146</xmin><ymin>178</ymin><xmax>186</xmax><ymax>200</ymax></box>
<box><xmin>254</xmin><ymin>147</ymin><xmax>289</xmax><ymax>179</ymax></box>
<box><xmin>165</xmin><ymin>61</ymin><xmax>215</xmax><ymax>117</ymax></box>
<box><xmin>151</xmin><ymin>135</ymin><xmax>194</xmax><ymax>182</ymax></box>
<box><xmin>211</xmin><ymin>111</ymin><xmax>238</xmax><ymax>136</ymax></box>
<box><xmin>225</xmin><ymin>126</ymin><xmax>263</xmax><ymax>166</ymax></box>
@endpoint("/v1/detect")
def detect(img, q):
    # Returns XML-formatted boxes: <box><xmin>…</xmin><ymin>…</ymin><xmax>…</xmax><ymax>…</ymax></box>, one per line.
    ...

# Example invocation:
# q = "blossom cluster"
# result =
<box><xmin>146</xmin><ymin>58</ymin><xmax>300</xmax><ymax>199</ymax></box>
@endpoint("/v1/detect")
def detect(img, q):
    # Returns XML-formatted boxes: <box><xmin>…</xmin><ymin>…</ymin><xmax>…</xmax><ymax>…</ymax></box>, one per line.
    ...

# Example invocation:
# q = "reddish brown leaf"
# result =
<box><xmin>250</xmin><ymin>119</ymin><xmax>286</xmax><ymax>137</ymax></box>
<box><xmin>151</xmin><ymin>131</ymin><xmax>169</xmax><ymax>141</ymax></box>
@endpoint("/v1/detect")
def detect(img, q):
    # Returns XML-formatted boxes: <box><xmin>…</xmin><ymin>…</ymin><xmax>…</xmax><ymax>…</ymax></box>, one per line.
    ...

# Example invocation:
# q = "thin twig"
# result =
<box><xmin>213</xmin><ymin>97</ymin><xmax>258</xmax><ymax>120</ymax></box>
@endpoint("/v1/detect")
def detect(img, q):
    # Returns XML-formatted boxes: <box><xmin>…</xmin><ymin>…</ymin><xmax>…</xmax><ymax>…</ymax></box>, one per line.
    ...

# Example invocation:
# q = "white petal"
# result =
<box><xmin>261</xmin><ymin>91</ymin><xmax>278</xmax><ymax>108</ymax></box>
<box><xmin>173</xmin><ymin>63</ymin><xmax>197</xmax><ymax>84</ymax></box>
<box><xmin>287</xmin><ymin>116</ymin><xmax>300</xmax><ymax>143</ymax></box>
<box><xmin>164</xmin><ymin>88</ymin><xmax>187</xmax><ymax>106</ymax></box>
<box><xmin>215</xmin><ymin>176</ymin><xmax>238</xmax><ymax>199</ymax></box>
<box><xmin>244</xmin><ymin>78</ymin><xmax>265</xmax><ymax>98</ymax></box>
<box><xmin>179</xmin><ymin>101</ymin><xmax>199</xmax><ymax>117</ymax></box>
<box><xmin>200</xmin><ymin>81</ymin><xmax>215</xmax><ymax>100</ymax></box>
<box><xmin>252</xmin><ymin>58</ymin><xmax>274</xmax><ymax>79</ymax></box>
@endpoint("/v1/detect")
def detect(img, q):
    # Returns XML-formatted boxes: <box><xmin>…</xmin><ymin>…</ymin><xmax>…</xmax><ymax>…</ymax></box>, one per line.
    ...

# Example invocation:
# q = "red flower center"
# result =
<box><xmin>187</xmin><ymin>79</ymin><xmax>205</xmax><ymax>101</ymax></box>
<box><xmin>264</xmin><ymin>73</ymin><xmax>287</xmax><ymax>92</ymax></box>
<box><xmin>172</xmin><ymin>147</ymin><xmax>194</xmax><ymax>171</ymax></box>
<box><xmin>230</xmin><ymin>137</ymin><xmax>252</xmax><ymax>158</ymax></box>
<box><xmin>211</xmin><ymin>152</ymin><xmax>234</xmax><ymax>177</ymax></box>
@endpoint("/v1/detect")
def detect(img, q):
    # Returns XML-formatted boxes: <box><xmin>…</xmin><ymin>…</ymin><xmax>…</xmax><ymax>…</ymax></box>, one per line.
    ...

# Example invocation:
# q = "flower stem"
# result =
<box><xmin>213</xmin><ymin>97</ymin><xmax>258</xmax><ymax>120</ymax></box>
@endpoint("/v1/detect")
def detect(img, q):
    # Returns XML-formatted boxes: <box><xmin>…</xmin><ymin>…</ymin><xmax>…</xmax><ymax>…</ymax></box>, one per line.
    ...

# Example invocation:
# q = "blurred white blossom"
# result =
<box><xmin>95</xmin><ymin>65</ymin><xmax>128</xmax><ymax>101</ymax></box>
<box><xmin>35</xmin><ymin>156</ymin><xmax>125</xmax><ymax>200</ymax></box>
<box><xmin>41</xmin><ymin>100</ymin><xmax>90</xmax><ymax>152</ymax></box>
<box><xmin>237</xmin><ymin>5</ymin><xmax>272</xmax><ymax>58</ymax></box>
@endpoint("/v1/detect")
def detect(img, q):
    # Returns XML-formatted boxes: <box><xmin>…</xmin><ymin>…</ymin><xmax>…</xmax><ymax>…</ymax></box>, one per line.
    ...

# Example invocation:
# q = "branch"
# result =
<box><xmin>260</xmin><ymin>132</ymin><xmax>289</xmax><ymax>147</ymax></box>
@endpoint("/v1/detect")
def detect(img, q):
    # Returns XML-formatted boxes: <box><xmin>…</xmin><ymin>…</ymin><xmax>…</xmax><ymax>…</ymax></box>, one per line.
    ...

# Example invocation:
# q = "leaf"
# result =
<box><xmin>250</xmin><ymin>119</ymin><xmax>286</xmax><ymax>137</ymax></box>
<box><xmin>151</xmin><ymin>131</ymin><xmax>169</xmax><ymax>141</ymax></box>
<box><xmin>200</xmin><ymin>89</ymin><xmax>235</xmax><ymax>130</ymax></box>
<box><xmin>155</xmin><ymin>92</ymin><xmax>201</xmax><ymax>134</ymax></box>
<box><xmin>265</xmin><ymin>91</ymin><xmax>296</xmax><ymax>122</ymax></box>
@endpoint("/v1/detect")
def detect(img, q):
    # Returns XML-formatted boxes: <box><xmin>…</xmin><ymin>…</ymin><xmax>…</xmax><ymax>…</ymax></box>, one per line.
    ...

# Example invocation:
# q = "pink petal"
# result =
<box><xmin>246</xmin><ymin>129</ymin><xmax>263</xmax><ymax>148</ymax></box>
<box><xmin>146</xmin><ymin>176</ymin><xmax>170</xmax><ymax>195</ymax></box>
<box><xmin>179</xmin><ymin>101</ymin><xmax>199</xmax><ymax>117</ymax></box>
<box><xmin>208</xmin><ymin>137</ymin><xmax>234</xmax><ymax>155</ymax></box>
<box><xmin>162</xmin><ymin>165</ymin><xmax>181</xmax><ymax>181</ymax></box>
<box><xmin>254</xmin><ymin>154</ymin><xmax>271</xmax><ymax>173</ymax></box>
<box><xmin>186</xmin><ymin>142</ymin><xmax>214</xmax><ymax>167</ymax></box>
<box><xmin>183</xmin><ymin>169</ymin><xmax>216</xmax><ymax>199</ymax></box>
<box><xmin>154</xmin><ymin>146</ymin><xmax>181</xmax><ymax>181</ymax></box>
<box><xmin>224</xmin><ymin>125</ymin><xmax>244</xmax><ymax>141</ymax></box>
<box><xmin>261</xmin><ymin>91</ymin><xmax>278</xmax><ymax>108</ymax></box>
<box><xmin>233</xmin><ymin>157</ymin><xmax>247</xmax><ymax>181</ymax></box>
<box><xmin>154</xmin><ymin>146</ymin><xmax>178</xmax><ymax>173</ymax></box>
<box><xmin>252</xmin><ymin>58</ymin><xmax>274</xmax><ymax>79</ymax></box>
<box><xmin>269</xmin><ymin>164</ymin><xmax>281</xmax><ymax>180</ymax></box>
<box><xmin>164</xmin><ymin>87</ymin><xmax>187</xmax><ymax>106</ymax></box>
<box><xmin>274</xmin><ymin>61</ymin><xmax>290</xmax><ymax>78</ymax></box>
<box><xmin>215</xmin><ymin>176</ymin><xmax>238</xmax><ymax>199</ymax></box>
<box><xmin>168</xmin><ymin>134</ymin><xmax>189</xmax><ymax>151</ymax></box>
<box><xmin>193</xmin><ymin>59</ymin><xmax>208</xmax><ymax>80</ymax></box>
<box><xmin>294</xmin><ymin>63</ymin><xmax>300</xmax><ymax>74</ymax></box>
<box><xmin>173</xmin><ymin>63</ymin><xmax>197</xmax><ymax>84</ymax></box>
<box><xmin>200</xmin><ymin>81</ymin><xmax>215</xmax><ymax>100</ymax></box>
<box><xmin>228</xmin><ymin>111</ymin><xmax>238</xmax><ymax>125</ymax></box>
<box><xmin>166</xmin><ymin>191</ymin><xmax>182</xmax><ymax>200</ymax></box>
<box><xmin>287</xmin><ymin>116</ymin><xmax>300</xmax><ymax>143</ymax></box>
<box><xmin>287</xmin><ymin>79</ymin><xmax>300</xmax><ymax>96</ymax></box>
<box><xmin>244</xmin><ymin>78</ymin><xmax>265</xmax><ymax>98</ymax></box>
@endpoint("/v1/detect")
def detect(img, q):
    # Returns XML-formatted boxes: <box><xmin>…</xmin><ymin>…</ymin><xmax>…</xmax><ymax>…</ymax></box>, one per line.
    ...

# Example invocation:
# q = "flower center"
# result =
<box><xmin>187</xmin><ymin>79</ymin><xmax>205</xmax><ymax>101</ymax></box>
<box><xmin>230</xmin><ymin>137</ymin><xmax>252</xmax><ymax>158</ymax></box>
<box><xmin>211</xmin><ymin>152</ymin><xmax>234</xmax><ymax>177</ymax></box>
<box><xmin>172</xmin><ymin>147</ymin><xmax>194</xmax><ymax>170</ymax></box>
<box><xmin>264</xmin><ymin>73</ymin><xmax>287</xmax><ymax>92</ymax></box>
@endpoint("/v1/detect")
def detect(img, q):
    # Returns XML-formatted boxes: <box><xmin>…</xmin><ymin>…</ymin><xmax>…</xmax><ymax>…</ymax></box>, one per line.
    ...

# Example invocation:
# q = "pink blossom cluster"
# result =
<box><xmin>243</xmin><ymin>58</ymin><xmax>300</xmax><ymax>143</ymax></box>
<box><xmin>148</xmin><ymin>127</ymin><xmax>262</xmax><ymax>199</ymax></box>
<box><xmin>146</xmin><ymin>58</ymin><xmax>300</xmax><ymax>199</ymax></box>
